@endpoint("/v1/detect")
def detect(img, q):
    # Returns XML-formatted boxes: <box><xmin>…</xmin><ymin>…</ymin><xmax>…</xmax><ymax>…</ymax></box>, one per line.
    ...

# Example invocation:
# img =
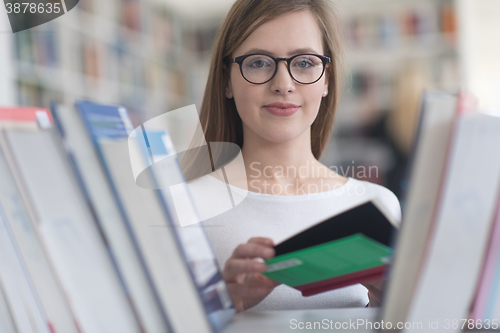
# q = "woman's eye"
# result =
<box><xmin>295</xmin><ymin>58</ymin><xmax>314</xmax><ymax>68</ymax></box>
<box><xmin>248</xmin><ymin>59</ymin><xmax>271</xmax><ymax>68</ymax></box>
<box><xmin>252</xmin><ymin>61</ymin><xmax>266</xmax><ymax>67</ymax></box>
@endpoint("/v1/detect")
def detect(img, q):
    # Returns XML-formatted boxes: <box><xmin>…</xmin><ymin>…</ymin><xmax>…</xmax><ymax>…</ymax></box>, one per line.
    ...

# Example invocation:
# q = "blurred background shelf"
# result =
<box><xmin>3</xmin><ymin>0</ymin><xmax>210</xmax><ymax>119</ymax></box>
<box><xmin>2</xmin><ymin>0</ymin><xmax>500</xmax><ymax>200</ymax></box>
<box><xmin>325</xmin><ymin>0</ymin><xmax>459</xmax><ymax>199</ymax></box>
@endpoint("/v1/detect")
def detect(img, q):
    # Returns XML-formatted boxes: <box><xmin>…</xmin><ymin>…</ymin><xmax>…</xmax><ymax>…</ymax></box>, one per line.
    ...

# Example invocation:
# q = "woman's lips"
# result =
<box><xmin>263</xmin><ymin>103</ymin><xmax>300</xmax><ymax>116</ymax></box>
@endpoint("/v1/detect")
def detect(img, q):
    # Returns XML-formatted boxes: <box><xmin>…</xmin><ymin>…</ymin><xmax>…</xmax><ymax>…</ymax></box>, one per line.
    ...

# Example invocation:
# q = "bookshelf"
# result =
<box><xmin>334</xmin><ymin>0</ymin><xmax>458</xmax><ymax>130</ymax></box>
<box><xmin>323</xmin><ymin>0</ymin><xmax>459</xmax><ymax>197</ymax></box>
<box><xmin>1</xmin><ymin>0</ymin><xmax>459</xmax><ymax>195</ymax></box>
<box><xmin>0</xmin><ymin>0</ymin><xmax>220</xmax><ymax>121</ymax></box>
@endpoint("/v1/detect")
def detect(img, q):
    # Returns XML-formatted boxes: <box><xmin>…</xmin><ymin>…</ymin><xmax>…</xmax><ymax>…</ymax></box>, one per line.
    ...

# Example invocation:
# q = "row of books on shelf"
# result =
<box><xmin>78</xmin><ymin>0</ymin><xmax>175</xmax><ymax>39</ymax></box>
<box><xmin>14</xmin><ymin>25</ymin><xmax>192</xmax><ymax>114</ymax></box>
<box><xmin>0</xmin><ymin>89</ymin><xmax>500</xmax><ymax>333</ymax></box>
<box><xmin>15</xmin><ymin>26</ymin><xmax>59</xmax><ymax>67</ymax></box>
<box><xmin>0</xmin><ymin>104</ymin><xmax>235</xmax><ymax>333</ymax></box>
<box><xmin>16</xmin><ymin>83</ymin><xmax>62</xmax><ymax>113</ymax></box>
<box><xmin>15</xmin><ymin>28</ymin><xmax>185</xmax><ymax>90</ymax></box>
<box><xmin>344</xmin><ymin>1</ymin><xmax>456</xmax><ymax>48</ymax></box>
<box><xmin>11</xmin><ymin>0</ymin><xmax>192</xmax><ymax>103</ymax></box>
<box><xmin>14</xmin><ymin>2</ymin><xmax>184</xmax><ymax>69</ymax></box>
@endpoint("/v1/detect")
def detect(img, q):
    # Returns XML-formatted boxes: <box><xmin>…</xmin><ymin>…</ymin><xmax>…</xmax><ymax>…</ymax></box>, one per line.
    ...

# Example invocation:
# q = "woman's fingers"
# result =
<box><xmin>243</xmin><ymin>272</ymin><xmax>278</xmax><ymax>287</ymax></box>
<box><xmin>224</xmin><ymin>241</ymin><xmax>275</xmax><ymax>281</ymax></box>
<box><xmin>231</xmin><ymin>242</ymin><xmax>275</xmax><ymax>259</ymax></box>
<box><xmin>247</xmin><ymin>237</ymin><xmax>274</xmax><ymax>247</ymax></box>
<box><xmin>362</xmin><ymin>279</ymin><xmax>386</xmax><ymax>307</ymax></box>
<box><xmin>223</xmin><ymin>258</ymin><xmax>266</xmax><ymax>280</ymax></box>
<box><xmin>221</xmin><ymin>237</ymin><xmax>278</xmax><ymax>311</ymax></box>
<box><xmin>362</xmin><ymin>278</ymin><xmax>385</xmax><ymax>295</ymax></box>
<box><xmin>227</xmin><ymin>283</ymin><xmax>274</xmax><ymax>298</ymax></box>
<box><xmin>226</xmin><ymin>283</ymin><xmax>274</xmax><ymax>312</ymax></box>
<box><xmin>225</xmin><ymin>273</ymin><xmax>278</xmax><ymax>309</ymax></box>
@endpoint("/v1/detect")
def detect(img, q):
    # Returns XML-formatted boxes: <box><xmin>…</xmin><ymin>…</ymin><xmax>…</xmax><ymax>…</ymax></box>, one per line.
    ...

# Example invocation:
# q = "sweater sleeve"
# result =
<box><xmin>375</xmin><ymin>185</ymin><xmax>402</xmax><ymax>226</ymax></box>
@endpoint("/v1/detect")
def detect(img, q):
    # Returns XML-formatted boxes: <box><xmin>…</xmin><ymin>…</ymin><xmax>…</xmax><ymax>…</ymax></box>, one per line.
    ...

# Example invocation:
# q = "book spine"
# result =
<box><xmin>298</xmin><ymin>265</ymin><xmax>387</xmax><ymax>297</ymax></box>
<box><xmin>469</xmin><ymin>187</ymin><xmax>500</xmax><ymax>320</ymax></box>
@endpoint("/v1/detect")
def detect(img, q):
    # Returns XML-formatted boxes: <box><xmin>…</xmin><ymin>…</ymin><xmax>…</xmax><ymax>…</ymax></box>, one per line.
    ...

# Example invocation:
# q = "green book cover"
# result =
<box><xmin>264</xmin><ymin>233</ymin><xmax>392</xmax><ymax>287</ymax></box>
<box><xmin>262</xmin><ymin>200</ymin><xmax>397</xmax><ymax>294</ymax></box>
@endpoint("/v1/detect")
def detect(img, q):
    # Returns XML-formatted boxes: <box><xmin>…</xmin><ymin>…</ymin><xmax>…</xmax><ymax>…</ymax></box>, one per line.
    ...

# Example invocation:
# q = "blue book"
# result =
<box><xmin>76</xmin><ymin>100</ymin><xmax>235</xmax><ymax>333</ymax></box>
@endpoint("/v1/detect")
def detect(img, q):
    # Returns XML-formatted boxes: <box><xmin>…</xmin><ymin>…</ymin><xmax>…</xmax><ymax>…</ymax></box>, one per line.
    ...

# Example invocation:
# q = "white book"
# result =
<box><xmin>0</xmin><ymin>204</ymin><xmax>50</xmax><ymax>333</ymax></box>
<box><xmin>3</xmin><ymin>129</ymin><xmax>141</xmax><ymax>333</ymax></box>
<box><xmin>470</xmin><ymin>193</ymin><xmax>500</xmax><ymax>321</ymax></box>
<box><xmin>129</xmin><ymin>125</ymin><xmax>235</xmax><ymax>329</ymax></box>
<box><xmin>0</xmin><ymin>143</ymin><xmax>79</xmax><ymax>333</ymax></box>
<box><xmin>100</xmin><ymin>138</ymin><xmax>214</xmax><ymax>333</ymax></box>
<box><xmin>381</xmin><ymin>92</ymin><xmax>457</xmax><ymax>326</ymax></box>
<box><xmin>0</xmin><ymin>278</ymin><xmax>17</xmax><ymax>333</ymax></box>
<box><xmin>51</xmin><ymin>104</ymin><xmax>167</xmax><ymax>333</ymax></box>
<box><xmin>405</xmin><ymin>113</ymin><xmax>500</xmax><ymax>332</ymax></box>
<box><xmin>76</xmin><ymin>100</ymin><xmax>235</xmax><ymax>332</ymax></box>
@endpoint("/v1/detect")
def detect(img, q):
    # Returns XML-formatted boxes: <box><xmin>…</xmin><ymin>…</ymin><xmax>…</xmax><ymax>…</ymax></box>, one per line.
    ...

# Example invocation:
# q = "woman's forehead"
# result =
<box><xmin>233</xmin><ymin>10</ymin><xmax>324</xmax><ymax>56</ymax></box>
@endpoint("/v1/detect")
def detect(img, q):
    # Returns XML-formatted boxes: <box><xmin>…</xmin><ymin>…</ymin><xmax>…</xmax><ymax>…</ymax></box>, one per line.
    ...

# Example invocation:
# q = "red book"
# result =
<box><xmin>297</xmin><ymin>265</ymin><xmax>387</xmax><ymax>297</ymax></box>
<box><xmin>0</xmin><ymin>107</ymin><xmax>53</xmax><ymax>128</ymax></box>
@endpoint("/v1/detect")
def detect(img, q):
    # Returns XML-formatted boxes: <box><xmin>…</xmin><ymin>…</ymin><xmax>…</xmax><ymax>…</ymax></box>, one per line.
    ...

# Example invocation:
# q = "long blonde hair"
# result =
<box><xmin>182</xmin><ymin>0</ymin><xmax>345</xmax><ymax>180</ymax></box>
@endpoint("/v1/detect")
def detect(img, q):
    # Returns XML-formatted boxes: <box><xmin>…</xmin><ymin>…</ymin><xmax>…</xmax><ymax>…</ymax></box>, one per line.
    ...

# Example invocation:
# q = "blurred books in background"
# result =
<box><xmin>325</xmin><ymin>0</ymin><xmax>459</xmax><ymax>199</ymax></box>
<box><xmin>9</xmin><ymin>0</ymin><xmax>221</xmax><ymax>118</ymax></box>
<box><xmin>3</xmin><ymin>0</ymin><xmax>460</xmax><ymax>201</ymax></box>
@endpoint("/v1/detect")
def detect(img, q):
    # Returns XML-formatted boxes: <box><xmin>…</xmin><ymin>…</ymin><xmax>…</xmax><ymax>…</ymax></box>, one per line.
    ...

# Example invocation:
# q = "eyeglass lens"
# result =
<box><xmin>241</xmin><ymin>55</ymin><xmax>325</xmax><ymax>84</ymax></box>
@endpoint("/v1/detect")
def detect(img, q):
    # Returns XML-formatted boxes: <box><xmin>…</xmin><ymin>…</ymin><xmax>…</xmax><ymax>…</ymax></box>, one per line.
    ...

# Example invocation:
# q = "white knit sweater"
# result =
<box><xmin>184</xmin><ymin>175</ymin><xmax>401</xmax><ymax>311</ymax></box>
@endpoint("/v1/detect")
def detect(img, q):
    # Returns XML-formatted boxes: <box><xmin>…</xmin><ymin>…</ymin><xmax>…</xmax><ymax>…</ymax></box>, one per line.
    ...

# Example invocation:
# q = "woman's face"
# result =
<box><xmin>227</xmin><ymin>10</ymin><xmax>329</xmax><ymax>147</ymax></box>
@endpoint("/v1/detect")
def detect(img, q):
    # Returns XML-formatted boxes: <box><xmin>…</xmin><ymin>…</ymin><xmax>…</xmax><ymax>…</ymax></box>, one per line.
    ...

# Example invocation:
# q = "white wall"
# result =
<box><xmin>161</xmin><ymin>0</ymin><xmax>233</xmax><ymax>19</ymax></box>
<box><xmin>0</xmin><ymin>5</ymin><xmax>15</xmax><ymax>106</ymax></box>
<box><xmin>457</xmin><ymin>0</ymin><xmax>500</xmax><ymax>113</ymax></box>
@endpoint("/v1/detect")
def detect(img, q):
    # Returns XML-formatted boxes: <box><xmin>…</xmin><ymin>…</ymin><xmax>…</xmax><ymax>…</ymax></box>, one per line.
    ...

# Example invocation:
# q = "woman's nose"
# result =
<box><xmin>270</xmin><ymin>62</ymin><xmax>295</xmax><ymax>94</ymax></box>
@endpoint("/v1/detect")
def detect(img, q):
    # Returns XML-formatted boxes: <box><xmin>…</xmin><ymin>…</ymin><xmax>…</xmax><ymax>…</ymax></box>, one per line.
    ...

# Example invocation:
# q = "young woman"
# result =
<box><xmin>183</xmin><ymin>0</ymin><xmax>401</xmax><ymax>312</ymax></box>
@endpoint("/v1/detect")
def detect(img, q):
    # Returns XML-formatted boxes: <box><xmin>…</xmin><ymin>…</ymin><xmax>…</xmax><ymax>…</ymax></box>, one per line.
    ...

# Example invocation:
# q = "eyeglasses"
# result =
<box><xmin>228</xmin><ymin>53</ymin><xmax>331</xmax><ymax>85</ymax></box>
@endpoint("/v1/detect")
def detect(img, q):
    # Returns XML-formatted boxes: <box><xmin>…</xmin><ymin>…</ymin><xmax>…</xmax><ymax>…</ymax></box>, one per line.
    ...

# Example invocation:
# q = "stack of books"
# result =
<box><xmin>0</xmin><ymin>102</ymin><xmax>234</xmax><ymax>333</ymax></box>
<box><xmin>381</xmin><ymin>91</ymin><xmax>500</xmax><ymax>332</ymax></box>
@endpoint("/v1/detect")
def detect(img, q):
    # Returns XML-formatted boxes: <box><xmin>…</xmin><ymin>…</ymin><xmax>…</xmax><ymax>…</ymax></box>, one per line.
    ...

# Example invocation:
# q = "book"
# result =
<box><xmin>0</xmin><ymin>140</ymin><xmax>79</xmax><ymax>333</ymax></box>
<box><xmin>262</xmin><ymin>199</ymin><xmax>398</xmax><ymax>297</ymax></box>
<box><xmin>76</xmin><ymin>100</ymin><xmax>234</xmax><ymax>333</ymax></box>
<box><xmin>405</xmin><ymin>113</ymin><xmax>500</xmax><ymax>332</ymax></box>
<box><xmin>131</xmin><ymin>126</ymin><xmax>235</xmax><ymax>330</ymax></box>
<box><xmin>3</xmin><ymin>128</ymin><xmax>142</xmax><ymax>333</ymax></box>
<box><xmin>0</xmin><ymin>278</ymin><xmax>16</xmax><ymax>333</ymax></box>
<box><xmin>0</xmin><ymin>192</ymin><xmax>51</xmax><ymax>333</ymax></box>
<box><xmin>51</xmin><ymin>103</ymin><xmax>168</xmax><ymax>333</ymax></box>
<box><xmin>381</xmin><ymin>91</ymin><xmax>458</xmax><ymax>325</ymax></box>
<box><xmin>0</xmin><ymin>106</ymin><xmax>52</xmax><ymax>129</ymax></box>
<box><xmin>469</xmin><ymin>188</ymin><xmax>500</xmax><ymax>321</ymax></box>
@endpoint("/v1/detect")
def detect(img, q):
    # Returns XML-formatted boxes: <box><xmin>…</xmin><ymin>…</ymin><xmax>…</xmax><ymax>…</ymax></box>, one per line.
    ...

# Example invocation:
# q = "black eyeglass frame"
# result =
<box><xmin>228</xmin><ymin>53</ymin><xmax>331</xmax><ymax>85</ymax></box>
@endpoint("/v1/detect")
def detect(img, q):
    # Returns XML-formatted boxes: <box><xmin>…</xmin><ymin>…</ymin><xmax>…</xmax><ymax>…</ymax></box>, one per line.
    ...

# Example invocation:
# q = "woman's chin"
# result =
<box><xmin>243</xmin><ymin>121</ymin><xmax>311</xmax><ymax>146</ymax></box>
<box><xmin>259</xmin><ymin>130</ymin><xmax>309</xmax><ymax>145</ymax></box>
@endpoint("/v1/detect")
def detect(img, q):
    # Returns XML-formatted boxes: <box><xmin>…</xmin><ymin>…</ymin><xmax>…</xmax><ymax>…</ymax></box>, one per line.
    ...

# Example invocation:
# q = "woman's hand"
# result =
<box><xmin>222</xmin><ymin>237</ymin><xmax>280</xmax><ymax>312</ymax></box>
<box><xmin>362</xmin><ymin>278</ymin><xmax>386</xmax><ymax>307</ymax></box>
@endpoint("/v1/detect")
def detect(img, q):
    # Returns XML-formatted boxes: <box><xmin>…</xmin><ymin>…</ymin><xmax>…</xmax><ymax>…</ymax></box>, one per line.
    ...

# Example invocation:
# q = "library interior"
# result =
<box><xmin>0</xmin><ymin>0</ymin><xmax>500</xmax><ymax>332</ymax></box>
